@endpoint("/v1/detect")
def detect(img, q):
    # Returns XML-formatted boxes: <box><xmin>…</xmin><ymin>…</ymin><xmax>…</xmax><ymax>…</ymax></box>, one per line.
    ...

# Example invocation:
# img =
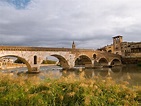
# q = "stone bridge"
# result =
<box><xmin>0</xmin><ymin>46</ymin><xmax>122</xmax><ymax>73</ymax></box>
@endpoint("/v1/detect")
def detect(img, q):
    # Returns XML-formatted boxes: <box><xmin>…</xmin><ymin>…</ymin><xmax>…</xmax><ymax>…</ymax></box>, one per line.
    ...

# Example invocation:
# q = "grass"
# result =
<box><xmin>0</xmin><ymin>72</ymin><xmax>140</xmax><ymax>106</ymax></box>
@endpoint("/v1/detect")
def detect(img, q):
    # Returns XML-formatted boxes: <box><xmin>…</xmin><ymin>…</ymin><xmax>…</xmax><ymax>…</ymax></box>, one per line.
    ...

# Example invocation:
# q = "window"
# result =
<box><xmin>93</xmin><ymin>54</ymin><xmax>97</xmax><ymax>59</ymax></box>
<box><xmin>34</xmin><ymin>56</ymin><xmax>37</xmax><ymax>64</ymax></box>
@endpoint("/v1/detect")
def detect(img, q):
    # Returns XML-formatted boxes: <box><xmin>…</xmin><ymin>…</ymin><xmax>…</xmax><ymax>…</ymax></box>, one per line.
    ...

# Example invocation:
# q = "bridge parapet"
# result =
<box><xmin>0</xmin><ymin>46</ymin><xmax>73</xmax><ymax>51</ymax></box>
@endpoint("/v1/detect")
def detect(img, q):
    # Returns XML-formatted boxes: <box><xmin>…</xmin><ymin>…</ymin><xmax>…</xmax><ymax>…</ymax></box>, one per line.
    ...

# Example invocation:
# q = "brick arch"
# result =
<box><xmin>75</xmin><ymin>54</ymin><xmax>92</xmax><ymax>67</ymax></box>
<box><xmin>98</xmin><ymin>57</ymin><xmax>108</xmax><ymax>66</ymax></box>
<box><xmin>46</xmin><ymin>54</ymin><xmax>70</xmax><ymax>68</ymax></box>
<box><xmin>0</xmin><ymin>55</ymin><xmax>32</xmax><ymax>72</ymax></box>
<box><xmin>110</xmin><ymin>58</ymin><xmax>121</xmax><ymax>66</ymax></box>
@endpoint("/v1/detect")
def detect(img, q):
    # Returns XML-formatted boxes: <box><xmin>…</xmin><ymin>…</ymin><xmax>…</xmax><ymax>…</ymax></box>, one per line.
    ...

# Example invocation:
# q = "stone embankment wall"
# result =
<box><xmin>122</xmin><ymin>57</ymin><xmax>141</xmax><ymax>64</ymax></box>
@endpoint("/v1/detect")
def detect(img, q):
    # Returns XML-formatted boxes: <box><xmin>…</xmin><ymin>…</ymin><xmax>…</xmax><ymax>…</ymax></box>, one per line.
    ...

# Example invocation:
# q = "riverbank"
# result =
<box><xmin>0</xmin><ymin>72</ymin><xmax>139</xmax><ymax>106</ymax></box>
<box><xmin>0</xmin><ymin>63</ymin><xmax>56</xmax><ymax>70</ymax></box>
<box><xmin>0</xmin><ymin>63</ymin><xmax>26</xmax><ymax>69</ymax></box>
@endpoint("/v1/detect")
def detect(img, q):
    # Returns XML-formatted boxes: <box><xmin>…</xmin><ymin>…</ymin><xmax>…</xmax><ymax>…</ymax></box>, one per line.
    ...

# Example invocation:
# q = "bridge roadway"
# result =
<box><xmin>0</xmin><ymin>46</ymin><xmax>122</xmax><ymax>73</ymax></box>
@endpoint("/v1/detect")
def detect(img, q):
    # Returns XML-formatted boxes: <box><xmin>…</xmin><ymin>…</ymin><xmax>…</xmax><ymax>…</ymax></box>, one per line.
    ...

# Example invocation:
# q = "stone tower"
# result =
<box><xmin>113</xmin><ymin>36</ymin><xmax>123</xmax><ymax>55</ymax></box>
<box><xmin>72</xmin><ymin>41</ymin><xmax>76</xmax><ymax>49</ymax></box>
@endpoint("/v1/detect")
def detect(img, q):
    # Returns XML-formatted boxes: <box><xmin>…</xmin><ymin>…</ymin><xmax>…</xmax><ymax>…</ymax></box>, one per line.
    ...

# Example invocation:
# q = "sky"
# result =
<box><xmin>0</xmin><ymin>0</ymin><xmax>141</xmax><ymax>49</ymax></box>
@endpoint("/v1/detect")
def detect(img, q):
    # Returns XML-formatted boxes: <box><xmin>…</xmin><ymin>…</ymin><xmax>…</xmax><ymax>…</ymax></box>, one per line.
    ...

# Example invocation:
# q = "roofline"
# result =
<box><xmin>113</xmin><ymin>35</ymin><xmax>123</xmax><ymax>38</ymax></box>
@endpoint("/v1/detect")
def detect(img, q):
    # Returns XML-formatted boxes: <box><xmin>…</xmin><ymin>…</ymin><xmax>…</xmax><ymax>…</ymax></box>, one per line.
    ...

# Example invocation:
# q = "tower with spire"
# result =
<box><xmin>72</xmin><ymin>41</ymin><xmax>76</xmax><ymax>49</ymax></box>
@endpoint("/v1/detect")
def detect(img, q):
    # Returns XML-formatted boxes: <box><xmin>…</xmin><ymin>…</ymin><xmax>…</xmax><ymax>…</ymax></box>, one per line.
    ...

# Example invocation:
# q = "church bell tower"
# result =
<box><xmin>72</xmin><ymin>41</ymin><xmax>76</xmax><ymax>49</ymax></box>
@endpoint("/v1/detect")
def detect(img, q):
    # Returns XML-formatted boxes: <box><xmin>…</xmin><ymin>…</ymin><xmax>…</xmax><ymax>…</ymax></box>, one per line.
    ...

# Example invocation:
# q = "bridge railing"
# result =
<box><xmin>0</xmin><ymin>46</ymin><xmax>72</xmax><ymax>51</ymax></box>
<box><xmin>0</xmin><ymin>46</ymin><xmax>97</xmax><ymax>52</ymax></box>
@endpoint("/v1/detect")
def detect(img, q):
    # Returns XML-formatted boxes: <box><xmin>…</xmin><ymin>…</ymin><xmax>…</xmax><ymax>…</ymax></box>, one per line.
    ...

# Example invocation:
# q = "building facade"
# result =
<box><xmin>99</xmin><ymin>35</ymin><xmax>141</xmax><ymax>58</ymax></box>
<box><xmin>0</xmin><ymin>57</ymin><xmax>14</xmax><ymax>69</ymax></box>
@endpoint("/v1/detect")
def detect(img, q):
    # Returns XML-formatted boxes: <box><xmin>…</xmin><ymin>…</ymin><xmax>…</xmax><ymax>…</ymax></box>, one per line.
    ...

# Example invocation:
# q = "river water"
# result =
<box><xmin>1</xmin><ymin>65</ymin><xmax>141</xmax><ymax>86</ymax></box>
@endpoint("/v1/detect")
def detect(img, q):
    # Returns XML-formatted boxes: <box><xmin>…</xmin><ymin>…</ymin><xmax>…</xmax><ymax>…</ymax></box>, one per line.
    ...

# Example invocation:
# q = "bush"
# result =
<box><xmin>0</xmin><ymin>73</ymin><xmax>139</xmax><ymax>106</ymax></box>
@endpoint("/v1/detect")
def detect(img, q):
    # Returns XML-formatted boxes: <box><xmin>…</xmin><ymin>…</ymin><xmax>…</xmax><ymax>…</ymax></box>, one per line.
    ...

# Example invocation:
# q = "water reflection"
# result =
<box><xmin>1</xmin><ymin>65</ymin><xmax>141</xmax><ymax>86</ymax></box>
<box><xmin>83</xmin><ymin>65</ymin><xmax>141</xmax><ymax>86</ymax></box>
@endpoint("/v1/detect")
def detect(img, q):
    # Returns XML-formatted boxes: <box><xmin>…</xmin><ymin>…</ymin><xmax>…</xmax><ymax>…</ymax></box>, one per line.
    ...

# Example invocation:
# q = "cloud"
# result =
<box><xmin>0</xmin><ymin>0</ymin><xmax>141</xmax><ymax>49</ymax></box>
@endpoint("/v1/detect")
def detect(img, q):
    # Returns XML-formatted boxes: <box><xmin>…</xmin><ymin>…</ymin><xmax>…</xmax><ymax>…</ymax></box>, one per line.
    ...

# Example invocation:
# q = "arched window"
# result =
<box><xmin>34</xmin><ymin>56</ymin><xmax>37</xmax><ymax>64</ymax></box>
<box><xmin>93</xmin><ymin>54</ymin><xmax>97</xmax><ymax>59</ymax></box>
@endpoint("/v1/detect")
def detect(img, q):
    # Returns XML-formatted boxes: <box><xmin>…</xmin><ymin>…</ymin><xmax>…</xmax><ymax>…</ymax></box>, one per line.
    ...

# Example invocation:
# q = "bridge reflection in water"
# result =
<box><xmin>1</xmin><ymin>65</ymin><xmax>141</xmax><ymax>86</ymax></box>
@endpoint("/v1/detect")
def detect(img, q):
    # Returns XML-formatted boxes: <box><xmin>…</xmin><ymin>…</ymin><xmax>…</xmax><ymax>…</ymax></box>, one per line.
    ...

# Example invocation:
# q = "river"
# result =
<box><xmin>1</xmin><ymin>65</ymin><xmax>141</xmax><ymax>86</ymax></box>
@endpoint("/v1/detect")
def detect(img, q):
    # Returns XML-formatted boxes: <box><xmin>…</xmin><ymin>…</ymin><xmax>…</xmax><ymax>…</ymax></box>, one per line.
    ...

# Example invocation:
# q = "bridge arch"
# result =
<box><xmin>50</xmin><ymin>54</ymin><xmax>70</xmax><ymax>68</ymax></box>
<box><xmin>110</xmin><ymin>58</ymin><xmax>121</xmax><ymax>66</ymax></box>
<box><xmin>108</xmin><ymin>50</ymin><xmax>112</xmax><ymax>53</ymax></box>
<box><xmin>75</xmin><ymin>55</ymin><xmax>92</xmax><ymax>67</ymax></box>
<box><xmin>0</xmin><ymin>55</ymin><xmax>32</xmax><ymax>72</ymax></box>
<box><xmin>98</xmin><ymin>57</ymin><xmax>108</xmax><ymax>66</ymax></box>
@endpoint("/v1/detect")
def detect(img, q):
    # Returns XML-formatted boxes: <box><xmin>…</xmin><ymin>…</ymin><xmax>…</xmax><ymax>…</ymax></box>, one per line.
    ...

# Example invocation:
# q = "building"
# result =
<box><xmin>122</xmin><ymin>42</ymin><xmax>141</xmax><ymax>57</ymax></box>
<box><xmin>98</xmin><ymin>44</ymin><xmax>114</xmax><ymax>53</ymax></box>
<box><xmin>99</xmin><ymin>35</ymin><xmax>141</xmax><ymax>58</ymax></box>
<box><xmin>72</xmin><ymin>41</ymin><xmax>76</xmax><ymax>49</ymax></box>
<box><xmin>0</xmin><ymin>57</ymin><xmax>14</xmax><ymax>69</ymax></box>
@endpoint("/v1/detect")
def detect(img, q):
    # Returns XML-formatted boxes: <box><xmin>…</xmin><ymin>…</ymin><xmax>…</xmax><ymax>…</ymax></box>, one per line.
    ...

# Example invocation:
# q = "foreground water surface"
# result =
<box><xmin>1</xmin><ymin>65</ymin><xmax>141</xmax><ymax>86</ymax></box>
